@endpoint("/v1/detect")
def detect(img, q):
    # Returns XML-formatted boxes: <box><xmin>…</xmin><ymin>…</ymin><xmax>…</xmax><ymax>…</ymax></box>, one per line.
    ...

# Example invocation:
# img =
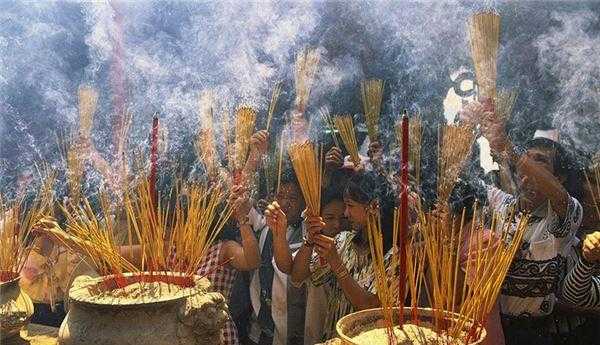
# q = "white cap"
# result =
<box><xmin>533</xmin><ymin>129</ymin><xmax>559</xmax><ymax>142</ymax></box>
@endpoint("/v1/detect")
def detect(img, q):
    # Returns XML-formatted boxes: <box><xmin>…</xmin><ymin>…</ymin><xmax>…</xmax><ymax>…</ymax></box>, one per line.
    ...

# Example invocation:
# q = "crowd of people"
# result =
<box><xmin>21</xmin><ymin>98</ymin><xmax>600</xmax><ymax>345</ymax></box>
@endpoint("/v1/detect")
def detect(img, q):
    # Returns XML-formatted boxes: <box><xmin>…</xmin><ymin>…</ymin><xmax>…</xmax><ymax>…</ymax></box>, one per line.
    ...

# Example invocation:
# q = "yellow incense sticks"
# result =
<box><xmin>288</xmin><ymin>141</ymin><xmax>322</xmax><ymax>216</ymax></box>
<box><xmin>469</xmin><ymin>11</ymin><xmax>501</xmax><ymax>101</ymax></box>
<box><xmin>234</xmin><ymin>106</ymin><xmax>257</xmax><ymax>171</ymax></box>
<box><xmin>333</xmin><ymin>115</ymin><xmax>360</xmax><ymax>166</ymax></box>
<box><xmin>361</xmin><ymin>79</ymin><xmax>384</xmax><ymax>141</ymax></box>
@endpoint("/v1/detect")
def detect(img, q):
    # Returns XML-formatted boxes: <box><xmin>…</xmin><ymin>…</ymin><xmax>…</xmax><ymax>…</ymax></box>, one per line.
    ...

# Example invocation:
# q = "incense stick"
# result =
<box><xmin>333</xmin><ymin>115</ymin><xmax>360</xmax><ymax>166</ymax></box>
<box><xmin>294</xmin><ymin>48</ymin><xmax>320</xmax><ymax>113</ymax></box>
<box><xmin>469</xmin><ymin>11</ymin><xmax>501</xmax><ymax>101</ymax></box>
<box><xmin>437</xmin><ymin>124</ymin><xmax>475</xmax><ymax>207</ymax></box>
<box><xmin>319</xmin><ymin>106</ymin><xmax>340</xmax><ymax>148</ymax></box>
<box><xmin>361</xmin><ymin>79</ymin><xmax>384</xmax><ymax>141</ymax></box>
<box><xmin>495</xmin><ymin>88</ymin><xmax>518</xmax><ymax>121</ymax></box>
<box><xmin>78</xmin><ymin>86</ymin><xmax>98</xmax><ymax>140</ymax></box>
<box><xmin>266</xmin><ymin>82</ymin><xmax>283</xmax><ymax>132</ymax></box>
<box><xmin>234</xmin><ymin>106</ymin><xmax>257</xmax><ymax>171</ymax></box>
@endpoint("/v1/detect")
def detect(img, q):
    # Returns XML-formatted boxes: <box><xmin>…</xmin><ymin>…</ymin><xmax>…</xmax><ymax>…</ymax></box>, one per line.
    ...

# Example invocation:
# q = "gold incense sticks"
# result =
<box><xmin>495</xmin><ymin>88</ymin><xmax>518</xmax><ymax>121</ymax></box>
<box><xmin>266</xmin><ymin>82</ymin><xmax>283</xmax><ymax>132</ymax></box>
<box><xmin>361</xmin><ymin>79</ymin><xmax>384</xmax><ymax>141</ymax></box>
<box><xmin>288</xmin><ymin>141</ymin><xmax>322</xmax><ymax>216</ymax></box>
<box><xmin>395</xmin><ymin>115</ymin><xmax>423</xmax><ymax>183</ymax></box>
<box><xmin>333</xmin><ymin>115</ymin><xmax>360</xmax><ymax>166</ymax></box>
<box><xmin>195</xmin><ymin>91</ymin><xmax>218</xmax><ymax>176</ymax></box>
<box><xmin>437</xmin><ymin>124</ymin><xmax>475</xmax><ymax>206</ymax></box>
<box><xmin>469</xmin><ymin>11</ymin><xmax>501</xmax><ymax>101</ymax></box>
<box><xmin>234</xmin><ymin>107</ymin><xmax>257</xmax><ymax>171</ymax></box>
<box><xmin>294</xmin><ymin>48</ymin><xmax>320</xmax><ymax>113</ymax></box>
<box><xmin>78</xmin><ymin>86</ymin><xmax>99</xmax><ymax>140</ymax></box>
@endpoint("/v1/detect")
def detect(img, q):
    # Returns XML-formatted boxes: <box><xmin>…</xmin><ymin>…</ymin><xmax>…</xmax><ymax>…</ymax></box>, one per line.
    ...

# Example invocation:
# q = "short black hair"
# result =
<box><xmin>523</xmin><ymin>138</ymin><xmax>584</xmax><ymax>201</ymax></box>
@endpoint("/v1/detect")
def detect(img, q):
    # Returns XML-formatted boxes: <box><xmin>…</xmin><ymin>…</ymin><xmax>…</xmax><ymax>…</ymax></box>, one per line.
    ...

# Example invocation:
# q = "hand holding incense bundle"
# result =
<box><xmin>78</xmin><ymin>86</ymin><xmax>99</xmax><ymax>140</ymax></box>
<box><xmin>266</xmin><ymin>82</ymin><xmax>283</xmax><ymax>132</ymax></box>
<box><xmin>361</xmin><ymin>79</ymin><xmax>384</xmax><ymax>142</ymax></box>
<box><xmin>469</xmin><ymin>11</ymin><xmax>501</xmax><ymax>101</ymax></box>
<box><xmin>288</xmin><ymin>142</ymin><xmax>322</xmax><ymax>217</ymax></box>
<box><xmin>234</xmin><ymin>106</ymin><xmax>257</xmax><ymax>172</ymax></box>
<box><xmin>294</xmin><ymin>48</ymin><xmax>320</xmax><ymax>114</ymax></box>
<box><xmin>1</xmin><ymin>173</ymin><xmax>56</xmax><ymax>280</ymax></box>
<box><xmin>495</xmin><ymin>88</ymin><xmax>518</xmax><ymax>121</ymax></box>
<box><xmin>333</xmin><ymin>115</ymin><xmax>361</xmax><ymax>167</ymax></box>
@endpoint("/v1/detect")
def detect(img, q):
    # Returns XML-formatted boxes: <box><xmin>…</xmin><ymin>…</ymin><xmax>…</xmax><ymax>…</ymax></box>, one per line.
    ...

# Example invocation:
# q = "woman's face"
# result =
<box><xmin>321</xmin><ymin>199</ymin><xmax>346</xmax><ymax>237</ymax></box>
<box><xmin>343</xmin><ymin>196</ymin><xmax>368</xmax><ymax>229</ymax></box>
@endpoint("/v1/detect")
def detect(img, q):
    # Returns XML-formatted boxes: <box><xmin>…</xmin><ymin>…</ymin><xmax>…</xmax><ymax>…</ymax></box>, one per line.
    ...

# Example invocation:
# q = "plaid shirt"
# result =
<box><xmin>197</xmin><ymin>242</ymin><xmax>239</xmax><ymax>345</ymax></box>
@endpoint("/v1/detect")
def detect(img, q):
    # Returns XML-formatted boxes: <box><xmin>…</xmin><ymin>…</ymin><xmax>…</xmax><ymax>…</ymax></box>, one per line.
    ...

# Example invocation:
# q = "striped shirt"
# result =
<box><xmin>487</xmin><ymin>186</ymin><xmax>583</xmax><ymax>317</ymax></box>
<box><xmin>561</xmin><ymin>249</ymin><xmax>600</xmax><ymax>310</ymax></box>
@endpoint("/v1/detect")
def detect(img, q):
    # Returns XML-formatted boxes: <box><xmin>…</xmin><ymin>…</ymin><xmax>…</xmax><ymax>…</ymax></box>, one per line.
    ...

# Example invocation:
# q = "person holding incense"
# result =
<box><xmin>247</xmin><ymin>169</ymin><xmax>308</xmax><ymax>345</ymax></box>
<box><xmin>561</xmin><ymin>230</ymin><xmax>600</xmax><ymax>311</ymax></box>
<box><xmin>266</xmin><ymin>185</ymin><xmax>347</xmax><ymax>344</ymax></box>
<box><xmin>461</xmin><ymin>102</ymin><xmax>584</xmax><ymax>345</ymax></box>
<box><xmin>297</xmin><ymin>171</ymin><xmax>396</xmax><ymax>342</ymax></box>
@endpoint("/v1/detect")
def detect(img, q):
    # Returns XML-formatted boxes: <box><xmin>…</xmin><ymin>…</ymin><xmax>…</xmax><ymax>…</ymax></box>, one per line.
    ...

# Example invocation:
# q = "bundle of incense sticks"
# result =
<box><xmin>195</xmin><ymin>92</ymin><xmax>218</xmax><ymax>176</ymax></box>
<box><xmin>168</xmin><ymin>183</ymin><xmax>233</xmax><ymax>276</ymax></box>
<box><xmin>366</xmin><ymin>207</ymin><xmax>395</xmax><ymax>341</ymax></box>
<box><xmin>318</xmin><ymin>106</ymin><xmax>340</xmax><ymax>148</ymax></box>
<box><xmin>495</xmin><ymin>88</ymin><xmax>518</xmax><ymax>121</ymax></box>
<box><xmin>333</xmin><ymin>115</ymin><xmax>360</xmax><ymax>166</ymax></box>
<box><xmin>149</xmin><ymin>116</ymin><xmax>160</xmax><ymax>208</ymax></box>
<box><xmin>361</xmin><ymin>79</ymin><xmax>384</xmax><ymax>142</ymax></box>
<box><xmin>437</xmin><ymin>124</ymin><xmax>475</xmax><ymax>207</ymax></box>
<box><xmin>397</xmin><ymin>114</ymin><xmax>409</xmax><ymax>325</ymax></box>
<box><xmin>294</xmin><ymin>48</ymin><xmax>320</xmax><ymax>114</ymax></box>
<box><xmin>288</xmin><ymin>141</ymin><xmax>322</xmax><ymax>216</ymax></box>
<box><xmin>469</xmin><ymin>11</ymin><xmax>501</xmax><ymax>101</ymax></box>
<box><xmin>234</xmin><ymin>106</ymin><xmax>257</xmax><ymax>171</ymax></box>
<box><xmin>56</xmin><ymin>193</ymin><xmax>138</xmax><ymax>279</ymax></box>
<box><xmin>266</xmin><ymin>82</ymin><xmax>283</xmax><ymax>132</ymax></box>
<box><xmin>395</xmin><ymin>113</ymin><xmax>423</xmax><ymax>183</ymax></box>
<box><xmin>67</xmin><ymin>141</ymin><xmax>84</xmax><ymax>205</ymax></box>
<box><xmin>584</xmin><ymin>163</ymin><xmax>600</xmax><ymax>220</ymax></box>
<box><xmin>78</xmin><ymin>86</ymin><xmax>98</xmax><ymax>140</ymax></box>
<box><xmin>0</xmin><ymin>174</ymin><xmax>55</xmax><ymax>280</ymax></box>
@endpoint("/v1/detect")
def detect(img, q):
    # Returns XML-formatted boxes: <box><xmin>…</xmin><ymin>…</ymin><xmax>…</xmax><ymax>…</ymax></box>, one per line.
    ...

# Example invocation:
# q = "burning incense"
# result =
<box><xmin>584</xmin><ymin>164</ymin><xmax>600</xmax><ymax>220</ymax></box>
<box><xmin>78</xmin><ymin>86</ymin><xmax>98</xmax><ymax>140</ymax></box>
<box><xmin>266</xmin><ymin>82</ymin><xmax>283</xmax><ymax>132</ymax></box>
<box><xmin>495</xmin><ymin>88</ymin><xmax>518</xmax><ymax>121</ymax></box>
<box><xmin>288</xmin><ymin>142</ymin><xmax>322</xmax><ymax>216</ymax></box>
<box><xmin>395</xmin><ymin>115</ymin><xmax>423</xmax><ymax>183</ymax></box>
<box><xmin>294</xmin><ymin>48</ymin><xmax>320</xmax><ymax>114</ymax></box>
<box><xmin>318</xmin><ymin>106</ymin><xmax>340</xmax><ymax>148</ymax></box>
<box><xmin>276</xmin><ymin>133</ymin><xmax>285</xmax><ymax>195</ymax></box>
<box><xmin>437</xmin><ymin>124</ymin><xmax>475</xmax><ymax>207</ymax></box>
<box><xmin>398</xmin><ymin>113</ymin><xmax>409</xmax><ymax>325</ymax></box>
<box><xmin>366</xmin><ymin>208</ymin><xmax>395</xmax><ymax>341</ymax></box>
<box><xmin>195</xmin><ymin>92</ymin><xmax>218</xmax><ymax>176</ymax></box>
<box><xmin>149</xmin><ymin>116</ymin><xmax>159</xmax><ymax>208</ymax></box>
<box><xmin>361</xmin><ymin>79</ymin><xmax>385</xmax><ymax>142</ymax></box>
<box><xmin>333</xmin><ymin>115</ymin><xmax>360</xmax><ymax>166</ymax></box>
<box><xmin>469</xmin><ymin>11</ymin><xmax>501</xmax><ymax>101</ymax></box>
<box><xmin>234</xmin><ymin>106</ymin><xmax>257</xmax><ymax>171</ymax></box>
<box><xmin>67</xmin><ymin>142</ymin><xmax>84</xmax><ymax>205</ymax></box>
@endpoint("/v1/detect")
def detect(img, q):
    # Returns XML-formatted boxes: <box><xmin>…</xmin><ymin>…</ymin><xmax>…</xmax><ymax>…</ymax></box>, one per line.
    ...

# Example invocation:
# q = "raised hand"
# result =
<box><xmin>583</xmin><ymin>231</ymin><xmax>600</xmax><ymax>263</ymax></box>
<box><xmin>264</xmin><ymin>201</ymin><xmax>288</xmax><ymax>239</ymax></box>
<box><xmin>313</xmin><ymin>234</ymin><xmax>339</xmax><ymax>263</ymax></box>
<box><xmin>249</xmin><ymin>130</ymin><xmax>269</xmax><ymax>156</ymax></box>
<box><xmin>231</xmin><ymin>186</ymin><xmax>253</xmax><ymax>224</ymax></box>
<box><xmin>305</xmin><ymin>215</ymin><xmax>325</xmax><ymax>243</ymax></box>
<box><xmin>325</xmin><ymin>146</ymin><xmax>343</xmax><ymax>171</ymax></box>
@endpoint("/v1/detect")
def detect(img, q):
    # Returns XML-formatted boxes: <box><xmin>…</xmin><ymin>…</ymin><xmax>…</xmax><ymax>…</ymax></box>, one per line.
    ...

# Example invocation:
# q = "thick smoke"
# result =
<box><xmin>537</xmin><ymin>10</ymin><xmax>600</xmax><ymax>155</ymax></box>
<box><xmin>1</xmin><ymin>0</ymin><xmax>600</xmax><ymax>196</ymax></box>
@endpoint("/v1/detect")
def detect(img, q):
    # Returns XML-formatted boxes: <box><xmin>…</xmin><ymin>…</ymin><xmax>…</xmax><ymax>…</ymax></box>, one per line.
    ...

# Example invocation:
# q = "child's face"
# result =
<box><xmin>321</xmin><ymin>199</ymin><xmax>346</xmax><ymax>237</ymax></box>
